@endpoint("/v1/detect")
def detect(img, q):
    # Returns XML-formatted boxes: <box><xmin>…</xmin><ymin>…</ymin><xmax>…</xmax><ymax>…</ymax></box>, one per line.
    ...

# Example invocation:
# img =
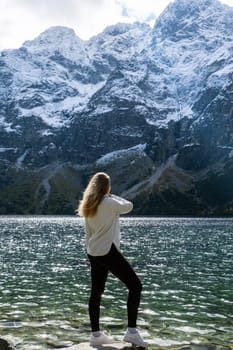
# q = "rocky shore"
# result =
<box><xmin>0</xmin><ymin>338</ymin><xmax>15</xmax><ymax>350</ymax></box>
<box><xmin>59</xmin><ymin>342</ymin><xmax>233</xmax><ymax>350</ymax></box>
<box><xmin>59</xmin><ymin>343</ymin><xmax>128</xmax><ymax>349</ymax></box>
<box><xmin>1</xmin><ymin>338</ymin><xmax>232</xmax><ymax>350</ymax></box>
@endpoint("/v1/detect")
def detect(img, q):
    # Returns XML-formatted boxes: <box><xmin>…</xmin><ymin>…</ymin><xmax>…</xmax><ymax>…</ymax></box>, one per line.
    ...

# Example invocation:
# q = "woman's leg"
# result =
<box><xmin>96</xmin><ymin>244</ymin><xmax>142</xmax><ymax>328</ymax></box>
<box><xmin>88</xmin><ymin>255</ymin><xmax>109</xmax><ymax>331</ymax></box>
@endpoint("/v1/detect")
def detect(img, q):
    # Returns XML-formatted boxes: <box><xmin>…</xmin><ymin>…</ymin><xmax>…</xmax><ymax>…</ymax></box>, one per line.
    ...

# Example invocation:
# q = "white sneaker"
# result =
<box><xmin>123</xmin><ymin>329</ymin><xmax>148</xmax><ymax>348</ymax></box>
<box><xmin>90</xmin><ymin>331</ymin><xmax>115</xmax><ymax>346</ymax></box>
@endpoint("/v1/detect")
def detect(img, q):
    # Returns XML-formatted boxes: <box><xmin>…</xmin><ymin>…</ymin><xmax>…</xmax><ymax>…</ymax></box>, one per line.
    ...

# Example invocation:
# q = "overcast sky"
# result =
<box><xmin>0</xmin><ymin>0</ymin><xmax>233</xmax><ymax>50</ymax></box>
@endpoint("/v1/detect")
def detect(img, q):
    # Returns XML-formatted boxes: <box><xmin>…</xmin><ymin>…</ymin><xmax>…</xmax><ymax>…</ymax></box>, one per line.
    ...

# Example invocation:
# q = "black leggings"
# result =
<box><xmin>88</xmin><ymin>244</ymin><xmax>142</xmax><ymax>331</ymax></box>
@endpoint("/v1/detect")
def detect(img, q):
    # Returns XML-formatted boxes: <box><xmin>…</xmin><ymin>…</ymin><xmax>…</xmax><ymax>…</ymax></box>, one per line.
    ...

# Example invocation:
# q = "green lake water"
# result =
<box><xmin>0</xmin><ymin>216</ymin><xmax>233</xmax><ymax>349</ymax></box>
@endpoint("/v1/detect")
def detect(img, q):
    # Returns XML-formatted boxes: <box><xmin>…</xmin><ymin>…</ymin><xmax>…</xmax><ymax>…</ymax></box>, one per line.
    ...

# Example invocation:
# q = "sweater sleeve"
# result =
<box><xmin>110</xmin><ymin>194</ymin><xmax>133</xmax><ymax>215</ymax></box>
<box><xmin>85</xmin><ymin>218</ymin><xmax>92</xmax><ymax>242</ymax></box>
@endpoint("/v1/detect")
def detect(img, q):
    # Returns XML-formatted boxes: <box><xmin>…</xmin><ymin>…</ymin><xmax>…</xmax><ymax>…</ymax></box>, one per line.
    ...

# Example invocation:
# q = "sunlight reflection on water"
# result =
<box><xmin>0</xmin><ymin>216</ymin><xmax>233</xmax><ymax>349</ymax></box>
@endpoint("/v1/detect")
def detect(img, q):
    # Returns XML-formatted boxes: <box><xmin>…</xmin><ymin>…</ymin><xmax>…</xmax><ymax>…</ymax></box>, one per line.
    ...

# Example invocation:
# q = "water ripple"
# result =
<box><xmin>0</xmin><ymin>216</ymin><xmax>233</xmax><ymax>349</ymax></box>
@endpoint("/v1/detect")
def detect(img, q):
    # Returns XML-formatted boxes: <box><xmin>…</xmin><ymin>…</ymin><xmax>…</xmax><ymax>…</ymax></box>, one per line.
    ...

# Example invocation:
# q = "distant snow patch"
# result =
<box><xmin>123</xmin><ymin>67</ymin><xmax>147</xmax><ymax>84</ymax></box>
<box><xmin>41</xmin><ymin>129</ymin><xmax>54</xmax><ymax>136</ymax></box>
<box><xmin>18</xmin><ymin>80</ymin><xmax>106</xmax><ymax>128</ymax></box>
<box><xmin>96</xmin><ymin>144</ymin><xmax>147</xmax><ymax>166</ymax></box>
<box><xmin>217</xmin><ymin>146</ymin><xmax>233</xmax><ymax>159</ymax></box>
<box><xmin>146</xmin><ymin>105</ymin><xmax>194</xmax><ymax>127</ymax></box>
<box><xmin>0</xmin><ymin>147</ymin><xmax>17</xmax><ymax>152</ymax></box>
<box><xmin>134</xmin><ymin>105</ymin><xmax>148</xmax><ymax>115</ymax></box>
<box><xmin>0</xmin><ymin>116</ymin><xmax>16</xmax><ymax>133</ymax></box>
<box><xmin>90</xmin><ymin>105</ymin><xmax>113</xmax><ymax>116</ymax></box>
<box><xmin>16</xmin><ymin>149</ymin><xmax>29</xmax><ymax>167</ymax></box>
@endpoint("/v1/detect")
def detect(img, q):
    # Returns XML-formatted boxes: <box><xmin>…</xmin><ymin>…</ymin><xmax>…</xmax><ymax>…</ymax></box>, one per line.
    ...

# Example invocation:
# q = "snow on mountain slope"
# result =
<box><xmin>23</xmin><ymin>26</ymin><xmax>87</xmax><ymax>61</ymax></box>
<box><xmin>96</xmin><ymin>144</ymin><xmax>147</xmax><ymax>166</ymax></box>
<box><xmin>1</xmin><ymin>0</ymin><xmax>232</xmax><ymax>132</ymax></box>
<box><xmin>18</xmin><ymin>80</ymin><xmax>106</xmax><ymax>128</ymax></box>
<box><xmin>87</xmin><ymin>22</ymin><xmax>151</xmax><ymax>60</ymax></box>
<box><xmin>0</xmin><ymin>23</ymin><xmax>152</xmax><ymax>131</ymax></box>
<box><xmin>141</xmin><ymin>0</ymin><xmax>233</xmax><ymax>125</ymax></box>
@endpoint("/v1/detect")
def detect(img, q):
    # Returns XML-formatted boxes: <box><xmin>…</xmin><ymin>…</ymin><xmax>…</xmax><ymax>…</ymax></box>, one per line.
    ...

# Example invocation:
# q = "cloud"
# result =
<box><xmin>18</xmin><ymin>0</ymin><xmax>101</xmax><ymax>22</ymax></box>
<box><xmin>0</xmin><ymin>0</ymin><xmax>233</xmax><ymax>50</ymax></box>
<box><xmin>0</xmin><ymin>0</ymin><xmax>124</xmax><ymax>49</ymax></box>
<box><xmin>116</xmin><ymin>0</ymin><xmax>170</xmax><ymax>23</ymax></box>
<box><xmin>221</xmin><ymin>0</ymin><xmax>233</xmax><ymax>5</ymax></box>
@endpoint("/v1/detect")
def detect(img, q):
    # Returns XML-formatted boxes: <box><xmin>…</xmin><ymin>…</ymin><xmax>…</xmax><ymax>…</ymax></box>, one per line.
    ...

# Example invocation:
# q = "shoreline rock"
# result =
<box><xmin>0</xmin><ymin>338</ymin><xmax>15</xmax><ymax>350</ymax></box>
<box><xmin>58</xmin><ymin>343</ymin><xmax>131</xmax><ymax>349</ymax></box>
<box><xmin>58</xmin><ymin>342</ymin><xmax>233</xmax><ymax>350</ymax></box>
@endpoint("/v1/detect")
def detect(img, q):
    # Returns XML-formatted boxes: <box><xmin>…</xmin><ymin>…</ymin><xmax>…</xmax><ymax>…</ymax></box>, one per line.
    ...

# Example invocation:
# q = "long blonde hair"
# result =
<box><xmin>77</xmin><ymin>172</ymin><xmax>110</xmax><ymax>217</ymax></box>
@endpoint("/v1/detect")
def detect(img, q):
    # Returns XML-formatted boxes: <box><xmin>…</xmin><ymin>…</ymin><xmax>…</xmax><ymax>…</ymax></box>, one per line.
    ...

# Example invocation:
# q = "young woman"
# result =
<box><xmin>78</xmin><ymin>172</ymin><xmax>148</xmax><ymax>347</ymax></box>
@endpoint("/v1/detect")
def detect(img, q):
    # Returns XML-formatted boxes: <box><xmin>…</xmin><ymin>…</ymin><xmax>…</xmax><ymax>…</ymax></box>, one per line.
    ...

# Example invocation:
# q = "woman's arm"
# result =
<box><xmin>109</xmin><ymin>194</ymin><xmax>133</xmax><ymax>215</ymax></box>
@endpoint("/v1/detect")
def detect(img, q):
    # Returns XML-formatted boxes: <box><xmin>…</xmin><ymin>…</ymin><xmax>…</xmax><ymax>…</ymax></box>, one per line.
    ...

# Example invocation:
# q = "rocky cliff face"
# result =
<box><xmin>0</xmin><ymin>0</ymin><xmax>233</xmax><ymax>215</ymax></box>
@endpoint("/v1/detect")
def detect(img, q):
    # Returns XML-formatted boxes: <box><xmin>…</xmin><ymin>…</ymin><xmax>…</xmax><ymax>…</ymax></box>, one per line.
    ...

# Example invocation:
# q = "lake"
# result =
<box><xmin>0</xmin><ymin>216</ymin><xmax>233</xmax><ymax>349</ymax></box>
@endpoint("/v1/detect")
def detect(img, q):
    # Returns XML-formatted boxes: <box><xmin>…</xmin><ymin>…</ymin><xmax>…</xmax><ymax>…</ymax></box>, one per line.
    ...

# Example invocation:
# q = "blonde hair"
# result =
<box><xmin>77</xmin><ymin>172</ymin><xmax>110</xmax><ymax>217</ymax></box>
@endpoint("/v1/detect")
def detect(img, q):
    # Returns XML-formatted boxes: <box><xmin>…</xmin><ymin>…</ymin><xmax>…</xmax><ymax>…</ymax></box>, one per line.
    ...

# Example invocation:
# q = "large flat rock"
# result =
<box><xmin>59</xmin><ymin>342</ymin><xmax>133</xmax><ymax>349</ymax></box>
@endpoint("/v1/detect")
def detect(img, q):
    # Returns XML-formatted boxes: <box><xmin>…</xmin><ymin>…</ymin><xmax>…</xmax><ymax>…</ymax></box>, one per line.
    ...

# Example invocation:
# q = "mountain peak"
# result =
<box><xmin>165</xmin><ymin>0</ymin><xmax>223</xmax><ymax>12</ymax></box>
<box><xmin>23</xmin><ymin>26</ymin><xmax>83</xmax><ymax>53</ymax></box>
<box><xmin>153</xmin><ymin>0</ymin><xmax>233</xmax><ymax>41</ymax></box>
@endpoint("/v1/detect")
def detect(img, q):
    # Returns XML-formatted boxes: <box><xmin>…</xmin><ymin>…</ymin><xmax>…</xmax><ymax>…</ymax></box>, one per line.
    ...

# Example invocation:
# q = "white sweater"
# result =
<box><xmin>85</xmin><ymin>195</ymin><xmax>133</xmax><ymax>256</ymax></box>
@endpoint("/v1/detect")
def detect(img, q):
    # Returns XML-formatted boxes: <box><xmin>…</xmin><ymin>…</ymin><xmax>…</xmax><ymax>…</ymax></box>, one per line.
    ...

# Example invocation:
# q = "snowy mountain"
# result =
<box><xmin>0</xmin><ymin>0</ymin><xmax>233</xmax><ymax>215</ymax></box>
